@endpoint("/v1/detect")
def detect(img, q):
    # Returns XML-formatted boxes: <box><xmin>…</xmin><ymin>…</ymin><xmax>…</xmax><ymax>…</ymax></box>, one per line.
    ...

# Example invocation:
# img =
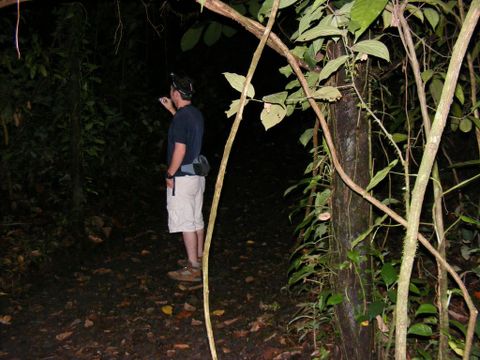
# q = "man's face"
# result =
<box><xmin>170</xmin><ymin>86</ymin><xmax>179</xmax><ymax>105</ymax></box>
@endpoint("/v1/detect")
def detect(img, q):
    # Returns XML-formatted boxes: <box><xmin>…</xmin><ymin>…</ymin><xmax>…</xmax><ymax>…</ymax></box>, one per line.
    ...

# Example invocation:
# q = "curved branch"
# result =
<box><xmin>200</xmin><ymin>0</ymin><xmax>281</xmax><ymax>359</ymax></box>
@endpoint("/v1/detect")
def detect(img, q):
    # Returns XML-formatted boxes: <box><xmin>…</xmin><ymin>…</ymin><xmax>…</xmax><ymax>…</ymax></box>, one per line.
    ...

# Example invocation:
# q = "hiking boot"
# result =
<box><xmin>168</xmin><ymin>264</ymin><xmax>201</xmax><ymax>282</ymax></box>
<box><xmin>177</xmin><ymin>257</ymin><xmax>203</xmax><ymax>268</ymax></box>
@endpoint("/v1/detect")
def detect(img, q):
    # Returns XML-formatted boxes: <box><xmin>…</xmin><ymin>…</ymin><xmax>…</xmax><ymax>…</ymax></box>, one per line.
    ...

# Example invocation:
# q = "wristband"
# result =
<box><xmin>166</xmin><ymin>172</ymin><xmax>174</xmax><ymax>179</ymax></box>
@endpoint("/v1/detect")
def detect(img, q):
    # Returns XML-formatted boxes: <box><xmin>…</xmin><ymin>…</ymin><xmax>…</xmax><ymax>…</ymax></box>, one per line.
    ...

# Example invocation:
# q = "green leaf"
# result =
<box><xmin>415</xmin><ymin>304</ymin><xmax>437</xmax><ymax>317</ymax></box>
<box><xmin>381</xmin><ymin>262</ymin><xmax>397</xmax><ymax>286</ymax></box>
<box><xmin>350</xmin><ymin>0</ymin><xmax>388</xmax><ymax>41</ymax></box>
<box><xmin>318</xmin><ymin>55</ymin><xmax>349</xmax><ymax>82</ymax></box>
<box><xmin>225</xmin><ymin>99</ymin><xmax>250</xmax><ymax>118</ymax></box>
<box><xmin>421</xmin><ymin>69</ymin><xmax>434</xmax><ymax>83</ymax></box>
<box><xmin>222</xmin><ymin>25</ymin><xmax>237</xmax><ymax>38</ymax></box>
<box><xmin>181</xmin><ymin>25</ymin><xmax>204</xmax><ymax>51</ymax></box>
<box><xmin>366</xmin><ymin>159</ymin><xmax>398</xmax><ymax>192</ymax></box>
<box><xmin>299</xmin><ymin>128</ymin><xmax>313</xmax><ymax>147</ymax></box>
<box><xmin>429</xmin><ymin>78</ymin><xmax>444</xmax><ymax>106</ymax></box>
<box><xmin>296</xmin><ymin>24</ymin><xmax>344</xmax><ymax>41</ymax></box>
<box><xmin>392</xmin><ymin>133</ymin><xmax>408</xmax><ymax>143</ymax></box>
<box><xmin>367</xmin><ymin>301</ymin><xmax>385</xmax><ymax>320</ymax></box>
<box><xmin>407</xmin><ymin>323</ymin><xmax>433</xmax><ymax>336</ymax></box>
<box><xmin>448</xmin><ymin>340</ymin><xmax>465</xmax><ymax>356</ymax></box>
<box><xmin>223</xmin><ymin>72</ymin><xmax>255</xmax><ymax>98</ymax></box>
<box><xmin>258</xmin><ymin>0</ymin><xmax>299</xmax><ymax>20</ymax></box>
<box><xmin>315</xmin><ymin>189</ymin><xmax>331</xmax><ymax>209</ymax></box>
<box><xmin>455</xmin><ymin>84</ymin><xmax>465</xmax><ymax>104</ymax></box>
<box><xmin>327</xmin><ymin>293</ymin><xmax>343</xmax><ymax>305</ymax></box>
<box><xmin>406</xmin><ymin>4</ymin><xmax>424</xmax><ymax>22</ymax></box>
<box><xmin>352</xmin><ymin>214</ymin><xmax>387</xmax><ymax>248</ymax></box>
<box><xmin>279</xmin><ymin>65</ymin><xmax>293</xmax><ymax>77</ymax></box>
<box><xmin>460</xmin><ymin>215</ymin><xmax>480</xmax><ymax>227</ymax></box>
<box><xmin>261</xmin><ymin>103</ymin><xmax>287</xmax><ymax>130</ymax></box>
<box><xmin>204</xmin><ymin>21</ymin><xmax>222</xmax><ymax>46</ymax></box>
<box><xmin>459</xmin><ymin>118</ymin><xmax>472</xmax><ymax>133</ymax></box>
<box><xmin>312</xmin><ymin>86</ymin><xmax>342</xmax><ymax>102</ymax></box>
<box><xmin>262</xmin><ymin>91</ymin><xmax>288</xmax><ymax>105</ymax></box>
<box><xmin>424</xmin><ymin>7</ymin><xmax>439</xmax><ymax>30</ymax></box>
<box><xmin>351</xmin><ymin>40</ymin><xmax>390</xmax><ymax>62</ymax></box>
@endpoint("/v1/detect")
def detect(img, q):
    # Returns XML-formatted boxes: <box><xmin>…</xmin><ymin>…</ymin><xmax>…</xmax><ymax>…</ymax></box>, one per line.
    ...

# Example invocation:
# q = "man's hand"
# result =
<box><xmin>166</xmin><ymin>178</ymin><xmax>174</xmax><ymax>189</ymax></box>
<box><xmin>159</xmin><ymin>97</ymin><xmax>176</xmax><ymax>115</ymax></box>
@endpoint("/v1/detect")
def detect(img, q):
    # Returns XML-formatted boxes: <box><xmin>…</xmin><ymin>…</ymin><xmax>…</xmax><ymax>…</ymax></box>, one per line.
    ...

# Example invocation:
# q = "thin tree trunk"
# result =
<box><xmin>329</xmin><ymin>42</ymin><xmax>373</xmax><ymax>360</ymax></box>
<box><xmin>67</xmin><ymin>3</ymin><xmax>85</xmax><ymax>244</ymax></box>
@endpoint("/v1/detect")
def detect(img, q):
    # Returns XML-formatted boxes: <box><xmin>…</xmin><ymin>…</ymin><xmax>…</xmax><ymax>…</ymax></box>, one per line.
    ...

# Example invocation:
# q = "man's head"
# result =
<box><xmin>170</xmin><ymin>73</ymin><xmax>194</xmax><ymax>101</ymax></box>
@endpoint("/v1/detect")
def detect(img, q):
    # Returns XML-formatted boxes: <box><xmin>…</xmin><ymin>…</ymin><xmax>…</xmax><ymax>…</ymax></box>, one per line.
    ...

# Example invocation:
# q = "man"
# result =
<box><xmin>159</xmin><ymin>73</ymin><xmax>205</xmax><ymax>282</ymax></box>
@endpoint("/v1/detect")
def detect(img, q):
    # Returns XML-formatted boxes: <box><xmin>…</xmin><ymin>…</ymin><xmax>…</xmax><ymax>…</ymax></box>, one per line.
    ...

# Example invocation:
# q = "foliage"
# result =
<box><xmin>0</xmin><ymin>1</ymin><xmax>169</xmax><ymax>293</ymax></box>
<box><xmin>200</xmin><ymin>0</ymin><xmax>480</xmax><ymax>357</ymax></box>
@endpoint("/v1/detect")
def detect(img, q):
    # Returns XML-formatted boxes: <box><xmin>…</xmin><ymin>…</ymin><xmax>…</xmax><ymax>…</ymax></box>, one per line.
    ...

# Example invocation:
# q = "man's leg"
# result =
<box><xmin>196</xmin><ymin>229</ymin><xmax>204</xmax><ymax>259</ymax></box>
<box><xmin>183</xmin><ymin>231</ymin><xmax>200</xmax><ymax>267</ymax></box>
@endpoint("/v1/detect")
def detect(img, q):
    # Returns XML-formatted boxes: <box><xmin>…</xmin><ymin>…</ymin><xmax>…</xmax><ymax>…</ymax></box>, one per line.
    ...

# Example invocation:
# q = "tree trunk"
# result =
<box><xmin>329</xmin><ymin>42</ymin><xmax>373</xmax><ymax>360</ymax></box>
<box><xmin>67</xmin><ymin>3</ymin><xmax>85</xmax><ymax>244</ymax></box>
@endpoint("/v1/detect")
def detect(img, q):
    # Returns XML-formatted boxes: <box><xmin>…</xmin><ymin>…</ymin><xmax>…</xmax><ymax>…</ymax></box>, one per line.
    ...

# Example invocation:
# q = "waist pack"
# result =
<box><xmin>181</xmin><ymin>155</ymin><xmax>210</xmax><ymax>176</ymax></box>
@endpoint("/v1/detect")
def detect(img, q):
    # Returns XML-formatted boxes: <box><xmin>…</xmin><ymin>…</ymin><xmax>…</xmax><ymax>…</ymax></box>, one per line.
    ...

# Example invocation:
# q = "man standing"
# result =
<box><xmin>159</xmin><ymin>73</ymin><xmax>205</xmax><ymax>282</ymax></box>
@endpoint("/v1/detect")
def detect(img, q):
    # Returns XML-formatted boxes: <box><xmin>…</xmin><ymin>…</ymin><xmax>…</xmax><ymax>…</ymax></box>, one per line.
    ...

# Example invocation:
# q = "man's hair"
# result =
<box><xmin>170</xmin><ymin>72</ymin><xmax>194</xmax><ymax>100</ymax></box>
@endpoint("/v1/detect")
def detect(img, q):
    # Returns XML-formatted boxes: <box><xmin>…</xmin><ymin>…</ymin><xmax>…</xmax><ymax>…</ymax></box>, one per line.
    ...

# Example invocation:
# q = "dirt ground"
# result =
<box><xmin>0</xmin><ymin>121</ymin><xmax>315</xmax><ymax>359</ymax></box>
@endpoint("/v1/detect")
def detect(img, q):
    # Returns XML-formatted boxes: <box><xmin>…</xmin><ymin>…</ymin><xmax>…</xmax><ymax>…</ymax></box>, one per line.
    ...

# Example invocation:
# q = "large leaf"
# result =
<box><xmin>296</xmin><ymin>24</ymin><xmax>344</xmax><ymax>41</ymax></box>
<box><xmin>318</xmin><ymin>55</ymin><xmax>349</xmax><ymax>82</ymax></box>
<box><xmin>181</xmin><ymin>25</ymin><xmax>204</xmax><ymax>51</ymax></box>
<box><xmin>312</xmin><ymin>86</ymin><xmax>342</xmax><ymax>102</ymax></box>
<box><xmin>424</xmin><ymin>7</ymin><xmax>440</xmax><ymax>30</ymax></box>
<box><xmin>351</xmin><ymin>40</ymin><xmax>390</xmax><ymax>62</ymax></box>
<box><xmin>415</xmin><ymin>304</ymin><xmax>437</xmax><ymax>317</ymax></box>
<box><xmin>258</xmin><ymin>0</ymin><xmax>299</xmax><ymax>20</ymax></box>
<box><xmin>407</xmin><ymin>323</ymin><xmax>433</xmax><ymax>337</ymax></box>
<box><xmin>381</xmin><ymin>262</ymin><xmax>398</xmax><ymax>286</ymax></box>
<box><xmin>203</xmin><ymin>21</ymin><xmax>222</xmax><ymax>46</ymax></box>
<box><xmin>366</xmin><ymin>159</ymin><xmax>398</xmax><ymax>191</ymax></box>
<box><xmin>349</xmin><ymin>0</ymin><xmax>388</xmax><ymax>41</ymax></box>
<box><xmin>261</xmin><ymin>103</ymin><xmax>287</xmax><ymax>130</ymax></box>
<box><xmin>223</xmin><ymin>72</ymin><xmax>255</xmax><ymax>98</ymax></box>
<box><xmin>262</xmin><ymin>91</ymin><xmax>288</xmax><ymax>105</ymax></box>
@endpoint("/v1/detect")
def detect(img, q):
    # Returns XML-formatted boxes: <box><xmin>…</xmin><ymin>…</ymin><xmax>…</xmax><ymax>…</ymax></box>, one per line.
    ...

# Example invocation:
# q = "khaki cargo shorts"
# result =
<box><xmin>166</xmin><ymin>176</ymin><xmax>205</xmax><ymax>233</ymax></box>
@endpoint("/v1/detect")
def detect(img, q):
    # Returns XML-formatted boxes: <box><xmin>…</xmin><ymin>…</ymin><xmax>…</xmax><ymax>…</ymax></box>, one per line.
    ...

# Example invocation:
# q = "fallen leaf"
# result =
<box><xmin>30</xmin><ymin>250</ymin><xmax>42</xmax><ymax>257</ymax></box>
<box><xmin>55</xmin><ymin>331</ymin><xmax>73</xmax><ymax>341</ymax></box>
<box><xmin>93</xmin><ymin>268</ymin><xmax>112</xmax><ymax>275</ymax></box>
<box><xmin>178</xmin><ymin>284</ymin><xmax>188</xmax><ymax>291</ymax></box>
<box><xmin>222</xmin><ymin>347</ymin><xmax>231</xmax><ymax>354</ymax></box>
<box><xmin>88</xmin><ymin>234</ymin><xmax>104</xmax><ymax>244</ymax></box>
<box><xmin>474</xmin><ymin>291</ymin><xmax>480</xmax><ymax>300</ymax></box>
<box><xmin>245</xmin><ymin>276</ymin><xmax>255</xmax><ymax>283</ymax></box>
<box><xmin>0</xmin><ymin>315</ymin><xmax>12</xmax><ymax>325</ymax></box>
<box><xmin>174</xmin><ymin>343</ymin><xmax>190</xmax><ymax>350</ymax></box>
<box><xmin>246</xmin><ymin>240</ymin><xmax>255</xmax><ymax>245</ymax></box>
<box><xmin>212</xmin><ymin>309</ymin><xmax>225</xmax><ymax>316</ymax></box>
<box><xmin>233</xmin><ymin>330</ymin><xmax>249</xmax><ymax>338</ymax></box>
<box><xmin>191</xmin><ymin>318</ymin><xmax>203</xmax><ymax>326</ymax></box>
<box><xmin>117</xmin><ymin>299</ymin><xmax>131</xmax><ymax>308</ymax></box>
<box><xmin>84</xmin><ymin>319</ymin><xmax>94</xmax><ymax>328</ymax></box>
<box><xmin>176</xmin><ymin>310</ymin><xmax>193</xmax><ymax>320</ymax></box>
<box><xmin>161</xmin><ymin>305</ymin><xmax>173</xmax><ymax>316</ymax></box>
<box><xmin>224</xmin><ymin>318</ymin><xmax>239</xmax><ymax>326</ymax></box>
<box><xmin>141</xmin><ymin>249</ymin><xmax>151</xmax><ymax>256</ymax></box>
<box><xmin>249</xmin><ymin>316</ymin><xmax>268</xmax><ymax>332</ymax></box>
<box><xmin>184</xmin><ymin>302</ymin><xmax>196</xmax><ymax>312</ymax></box>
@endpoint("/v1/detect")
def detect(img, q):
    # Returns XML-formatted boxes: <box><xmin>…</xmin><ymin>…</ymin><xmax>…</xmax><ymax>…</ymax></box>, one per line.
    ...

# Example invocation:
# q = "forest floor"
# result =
<box><xmin>0</xmin><ymin>121</ymin><xmax>319</xmax><ymax>359</ymax></box>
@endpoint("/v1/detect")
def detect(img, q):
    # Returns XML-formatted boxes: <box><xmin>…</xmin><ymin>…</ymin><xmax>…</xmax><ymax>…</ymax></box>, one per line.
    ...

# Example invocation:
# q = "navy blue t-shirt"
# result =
<box><xmin>167</xmin><ymin>105</ymin><xmax>204</xmax><ymax>176</ymax></box>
